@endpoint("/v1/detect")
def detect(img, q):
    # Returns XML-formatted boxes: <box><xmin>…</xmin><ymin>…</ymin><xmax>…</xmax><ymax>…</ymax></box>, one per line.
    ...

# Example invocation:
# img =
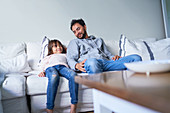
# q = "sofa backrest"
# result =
<box><xmin>26</xmin><ymin>40</ymin><xmax>119</xmax><ymax>71</ymax></box>
<box><xmin>26</xmin><ymin>42</ymin><xmax>41</xmax><ymax>71</ymax></box>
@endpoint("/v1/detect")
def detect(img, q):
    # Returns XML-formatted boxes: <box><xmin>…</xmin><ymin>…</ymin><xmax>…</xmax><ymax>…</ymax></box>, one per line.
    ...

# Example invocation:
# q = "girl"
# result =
<box><xmin>38</xmin><ymin>39</ymin><xmax>78</xmax><ymax>113</ymax></box>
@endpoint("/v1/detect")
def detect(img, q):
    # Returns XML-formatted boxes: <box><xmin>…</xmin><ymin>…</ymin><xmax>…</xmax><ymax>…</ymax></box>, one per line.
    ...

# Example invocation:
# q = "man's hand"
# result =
<box><xmin>112</xmin><ymin>55</ymin><xmax>122</xmax><ymax>61</ymax></box>
<box><xmin>38</xmin><ymin>72</ymin><xmax>45</xmax><ymax>77</ymax></box>
<box><xmin>75</xmin><ymin>59</ymin><xmax>87</xmax><ymax>72</ymax></box>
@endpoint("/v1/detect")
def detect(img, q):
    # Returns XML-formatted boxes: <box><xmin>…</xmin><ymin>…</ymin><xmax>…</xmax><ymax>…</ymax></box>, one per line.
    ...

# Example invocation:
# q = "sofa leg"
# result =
<box><xmin>26</xmin><ymin>95</ymin><xmax>31</xmax><ymax>113</ymax></box>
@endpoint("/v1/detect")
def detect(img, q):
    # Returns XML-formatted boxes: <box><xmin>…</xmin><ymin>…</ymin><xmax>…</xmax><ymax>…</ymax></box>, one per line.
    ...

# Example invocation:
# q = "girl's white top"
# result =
<box><xmin>40</xmin><ymin>54</ymin><xmax>68</xmax><ymax>71</ymax></box>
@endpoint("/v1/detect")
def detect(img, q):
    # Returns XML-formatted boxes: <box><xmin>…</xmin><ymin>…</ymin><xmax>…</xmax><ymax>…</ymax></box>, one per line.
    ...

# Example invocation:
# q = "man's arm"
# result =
<box><xmin>67</xmin><ymin>39</ymin><xmax>81</xmax><ymax>70</ymax></box>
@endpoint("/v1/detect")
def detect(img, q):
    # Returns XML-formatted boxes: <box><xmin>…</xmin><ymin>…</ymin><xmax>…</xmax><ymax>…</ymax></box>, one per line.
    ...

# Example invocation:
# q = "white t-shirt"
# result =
<box><xmin>40</xmin><ymin>54</ymin><xmax>68</xmax><ymax>71</ymax></box>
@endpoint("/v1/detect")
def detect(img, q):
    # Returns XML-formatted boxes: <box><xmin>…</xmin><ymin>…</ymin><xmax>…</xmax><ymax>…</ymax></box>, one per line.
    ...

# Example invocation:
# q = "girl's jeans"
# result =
<box><xmin>84</xmin><ymin>54</ymin><xmax>142</xmax><ymax>74</ymax></box>
<box><xmin>45</xmin><ymin>65</ymin><xmax>78</xmax><ymax>109</ymax></box>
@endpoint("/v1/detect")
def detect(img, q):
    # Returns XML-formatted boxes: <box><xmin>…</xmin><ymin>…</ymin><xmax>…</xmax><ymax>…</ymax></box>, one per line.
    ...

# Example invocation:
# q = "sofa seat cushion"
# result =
<box><xmin>26</xmin><ymin>73</ymin><xmax>90</xmax><ymax>95</ymax></box>
<box><xmin>2</xmin><ymin>73</ymin><xmax>26</xmax><ymax>100</ymax></box>
<box><xmin>27</xmin><ymin>75</ymin><xmax>48</xmax><ymax>95</ymax></box>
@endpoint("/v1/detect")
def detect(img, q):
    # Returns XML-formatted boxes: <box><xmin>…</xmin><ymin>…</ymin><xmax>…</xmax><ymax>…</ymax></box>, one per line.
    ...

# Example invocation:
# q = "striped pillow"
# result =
<box><xmin>38</xmin><ymin>36</ymin><xmax>50</xmax><ymax>66</ymax></box>
<box><xmin>119</xmin><ymin>34</ymin><xmax>170</xmax><ymax>61</ymax></box>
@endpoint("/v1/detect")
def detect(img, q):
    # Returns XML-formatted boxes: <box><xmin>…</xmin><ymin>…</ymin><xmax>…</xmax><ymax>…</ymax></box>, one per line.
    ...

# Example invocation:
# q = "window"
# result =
<box><xmin>162</xmin><ymin>0</ymin><xmax>170</xmax><ymax>38</ymax></box>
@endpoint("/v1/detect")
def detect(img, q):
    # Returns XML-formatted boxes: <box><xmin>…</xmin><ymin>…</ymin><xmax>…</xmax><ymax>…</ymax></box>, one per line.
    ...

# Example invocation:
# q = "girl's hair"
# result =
<box><xmin>47</xmin><ymin>39</ymin><xmax>66</xmax><ymax>56</ymax></box>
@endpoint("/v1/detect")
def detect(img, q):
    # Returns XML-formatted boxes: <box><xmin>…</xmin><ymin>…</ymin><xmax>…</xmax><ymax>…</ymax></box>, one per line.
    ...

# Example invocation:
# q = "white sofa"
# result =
<box><xmin>0</xmin><ymin>38</ymin><xmax>118</xmax><ymax>113</ymax></box>
<box><xmin>25</xmin><ymin>39</ymin><xmax>120</xmax><ymax>113</ymax></box>
<box><xmin>0</xmin><ymin>39</ymin><xmax>100</xmax><ymax>113</ymax></box>
<box><xmin>0</xmin><ymin>36</ymin><xmax>169</xmax><ymax>113</ymax></box>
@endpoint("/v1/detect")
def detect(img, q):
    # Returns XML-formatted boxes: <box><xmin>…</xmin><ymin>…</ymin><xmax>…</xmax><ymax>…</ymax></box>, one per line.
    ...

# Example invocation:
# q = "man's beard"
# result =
<box><xmin>82</xmin><ymin>30</ymin><xmax>87</xmax><ymax>39</ymax></box>
<box><xmin>77</xmin><ymin>28</ymin><xmax>87</xmax><ymax>39</ymax></box>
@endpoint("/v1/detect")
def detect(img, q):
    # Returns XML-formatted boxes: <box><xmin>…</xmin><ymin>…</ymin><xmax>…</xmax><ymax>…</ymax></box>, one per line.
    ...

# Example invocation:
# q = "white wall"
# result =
<box><xmin>0</xmin><ymin>0</ymin><xmax>165</xmax><ymax>43</ymax></box>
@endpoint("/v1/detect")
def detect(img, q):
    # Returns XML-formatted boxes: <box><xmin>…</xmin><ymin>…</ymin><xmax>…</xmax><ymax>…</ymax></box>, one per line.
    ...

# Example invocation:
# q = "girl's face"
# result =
<box><xmin>52</xmin><ymin>42</ymin><xmax>63</xmax><ymax>54</ymax></box>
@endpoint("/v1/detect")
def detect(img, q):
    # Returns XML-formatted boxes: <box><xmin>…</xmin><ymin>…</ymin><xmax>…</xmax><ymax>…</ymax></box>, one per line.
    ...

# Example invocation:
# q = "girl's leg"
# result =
<box><xmin>58</xmin><ymin>65</ymin><xmax>78</xmax><ymax>112</ymax></box>
<box><xmin>46</xmin><ymin>109</ymin><xmax>53</xmax><ymax>113</ymax></box>
<box><xmin>70</xmin><ymin>104</ymin><xmax>77</xmax><ymax>113</ymax></box>
<box><xmin>45</xmin><ymin>66</ymin><xmax>60</xmax><ymax>111</ymax></box>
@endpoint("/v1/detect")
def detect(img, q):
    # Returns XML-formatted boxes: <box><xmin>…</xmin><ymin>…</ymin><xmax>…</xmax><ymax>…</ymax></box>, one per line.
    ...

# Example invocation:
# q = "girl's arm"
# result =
<box><xmin>39</xmin><ymin>56</ymin><xmax>51</xmax><ymax>76</ymax></box>
<box><xmin>41</xmin><ymin>56</ymin><xmax>50</xmax><ymax>70</ymax></box>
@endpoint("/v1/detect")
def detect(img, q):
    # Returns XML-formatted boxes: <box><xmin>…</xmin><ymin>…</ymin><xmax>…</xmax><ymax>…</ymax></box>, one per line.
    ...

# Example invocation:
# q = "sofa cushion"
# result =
<box><xmin>0</xmin><ymin>53</ymin><xmax>31</xmax><ymax>73</ymax></box>
<box><xmin>26</xmin><ymin>42</ymin><xmax>41</xmax><ymax>71</ymax></box>
<box><xmin>0</xmin><ymin>42</ymin><xmax>25</xmax><ymax>59</ymax></box>
<box><xmin>26</xmin><ymin>73</ymin><xmax>89</xmax><ymax>95</ymax></box>
<box><xmin>105</xmin><ymin>40</ymin><xmax>119</xmax><ymax>55</ymax></box>
<box><xmin>119</xmin><ymin>34</ymin><xmax>169</xmax><ymax>61</ymax></box>
<box><xmin>100</xmin><ymin>38</ymin><xmax>155</xmax><ymax>56</ymax></box>
<box><xmin>0</xmin><ymin>42</ymin><xmax>31</xmax><ymax>73</ymax></box>
<box><xmin>26</xmin><ymin>75</ymin><xmax>48</xmax><ymax>95</ymax></box>
<box><xmin>2</xmin><ymin>74</ymin><xmax>26</xmax><ymax>100</ymax></box>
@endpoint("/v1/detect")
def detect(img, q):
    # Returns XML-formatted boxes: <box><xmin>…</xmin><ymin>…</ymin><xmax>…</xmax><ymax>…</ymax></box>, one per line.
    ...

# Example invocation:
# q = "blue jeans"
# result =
<box><xmin>45</xmin><ymin>65</ymin><xmax>78</xmax><ymax>109</ymax></box>
<box><xmin>84</xmin><ymin>54</ymin><xmax>142</xmax><ymax>74</ymax></box>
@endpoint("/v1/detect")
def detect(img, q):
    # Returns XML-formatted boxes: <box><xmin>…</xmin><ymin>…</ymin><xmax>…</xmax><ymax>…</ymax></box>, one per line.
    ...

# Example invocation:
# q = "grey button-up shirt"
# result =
<box><xmin>67</xmin><ymin>35</ymin><xmax>114</xmax><ymax>70</ymax></box>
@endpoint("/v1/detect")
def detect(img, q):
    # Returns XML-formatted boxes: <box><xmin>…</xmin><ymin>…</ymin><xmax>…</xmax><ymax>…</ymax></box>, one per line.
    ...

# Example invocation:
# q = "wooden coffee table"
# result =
<box><xmin>75</xmin><ymin>71</ymin><xmax>170</xmax><ymax>113</ymax></box>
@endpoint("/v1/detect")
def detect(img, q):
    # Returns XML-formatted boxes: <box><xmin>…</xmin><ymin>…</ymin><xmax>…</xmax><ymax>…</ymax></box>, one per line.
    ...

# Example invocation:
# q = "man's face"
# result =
<box><xmin>72</xmin><ymin>23</ymin><xmax>86</xmax><ymax>39</ymax></box>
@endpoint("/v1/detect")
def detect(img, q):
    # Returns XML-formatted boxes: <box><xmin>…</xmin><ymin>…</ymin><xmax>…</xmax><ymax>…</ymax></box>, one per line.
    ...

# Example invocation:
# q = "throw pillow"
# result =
<box><xmin>0</xmin><ymin>53</ymin><xmax>31</xmax><ymax>73</ymax></box>
<box><xmin>119</xmin><ymin>34</ymin><xmax>170</xmax><ymax>61</ymax></box>
<box><xmin>0</xmin><ymin>42</ymin><xmax>31</xmax><ymax>73</ymax></box>
<box><xmin>38</xmin><ymin>36</ymin><xmax>50</xmax><ymax>66</ymax></box>
<box><xmin>0</xmin><ymin>42</ymin><xmax>26</xmax><ymax>59</ymax></box>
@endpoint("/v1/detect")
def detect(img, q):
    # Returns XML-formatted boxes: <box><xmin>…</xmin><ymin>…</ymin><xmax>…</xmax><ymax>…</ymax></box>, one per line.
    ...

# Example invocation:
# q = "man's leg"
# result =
<box><xmin>84</xmin><ymin>58</ymin><xmax>103</xmax><ymax>74</ymax></box>
<box><xmin>103</xmin><ymin>54</ymin><xmax>142</xmax><ymax>71</ymax></box>
<box><xmin>119</xmin><ymin>54</ymin><xmax>142</xmax><ymax>62</ymax></box>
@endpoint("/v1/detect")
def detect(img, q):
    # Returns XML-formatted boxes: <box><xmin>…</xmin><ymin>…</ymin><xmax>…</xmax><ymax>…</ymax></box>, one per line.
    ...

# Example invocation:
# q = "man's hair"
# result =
<box><xmin>70</xmin><ymin>18</ymin><xmax>86</xmax><ymax>31</ymax></box>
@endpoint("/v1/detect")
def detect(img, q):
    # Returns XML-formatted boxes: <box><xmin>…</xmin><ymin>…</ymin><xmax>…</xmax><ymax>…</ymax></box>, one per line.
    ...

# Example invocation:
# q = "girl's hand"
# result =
<box><xmin>38</xmin><ymin>72</ymin><xmax>45</xmax><ymax>77</ymax></box>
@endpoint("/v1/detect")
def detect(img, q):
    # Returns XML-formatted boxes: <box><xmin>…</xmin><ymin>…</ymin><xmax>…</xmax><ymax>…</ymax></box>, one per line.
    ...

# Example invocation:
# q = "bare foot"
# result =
<box><xmin>70</xmin><ymin>104</ymin><xmax>77</xmax><ymax>113</ymax></box>
<box><xmin>46</xmin><ymin>109</ymin><xmax>53</xmax><ymax>113</ymax></box>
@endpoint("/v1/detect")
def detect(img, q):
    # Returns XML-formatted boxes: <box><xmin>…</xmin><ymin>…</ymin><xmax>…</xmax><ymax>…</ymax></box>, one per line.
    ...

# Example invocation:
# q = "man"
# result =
<box><xmin>67</xmin><ymin>18</ymin><xmax>142</xmax><ymax>74</ymax></box>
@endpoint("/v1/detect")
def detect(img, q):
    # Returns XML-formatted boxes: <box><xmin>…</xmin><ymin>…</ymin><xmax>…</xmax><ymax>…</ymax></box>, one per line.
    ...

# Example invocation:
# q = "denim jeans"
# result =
<box><xmin>84</xmin><ymin>54</ymin><xmax>142</xmax><ymax>74</ymax></box>
<box><xmin>45</xmin><ymin>65</ymin><xmax>78</xmax><ymax>109</ymax></box>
